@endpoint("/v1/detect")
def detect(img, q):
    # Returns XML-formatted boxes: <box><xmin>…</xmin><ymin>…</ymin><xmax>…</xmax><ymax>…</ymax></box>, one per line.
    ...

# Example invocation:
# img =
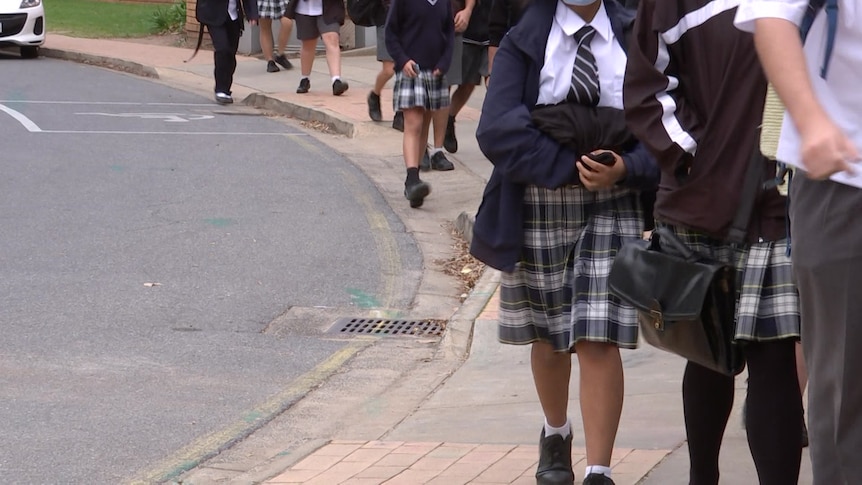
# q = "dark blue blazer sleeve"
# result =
<box><xmin>620</xmin><ymin>142</ymin><xmax>660</xmax><ymax>190</ymax></box>
<box><xmin>476</xmin><ymin>36</ymin><xmax>579</xmax><ymax>190</ymax></box>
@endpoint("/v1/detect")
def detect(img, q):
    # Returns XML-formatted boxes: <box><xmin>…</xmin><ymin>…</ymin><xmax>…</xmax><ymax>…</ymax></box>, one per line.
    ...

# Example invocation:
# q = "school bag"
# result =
<box><xmin>347</xmin><ymin>0</ymin><xmax>387</xmax><ymax>27</ymax></box>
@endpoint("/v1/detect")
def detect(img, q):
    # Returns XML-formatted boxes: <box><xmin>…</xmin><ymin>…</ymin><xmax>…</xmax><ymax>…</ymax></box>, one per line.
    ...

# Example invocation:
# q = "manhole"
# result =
<box><xmin>327</xmin><ymin>317</ymin><xmax>445</xmax><ymax>337</ymax></box>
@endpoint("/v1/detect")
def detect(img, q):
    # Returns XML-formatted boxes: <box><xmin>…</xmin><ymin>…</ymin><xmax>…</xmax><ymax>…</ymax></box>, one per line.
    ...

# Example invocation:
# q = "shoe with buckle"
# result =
<box><xmin>332</xmin><ymin>79</ymin><xmax>349</xmax><ymax>96</ymax></box>
<box><xmin>392</xmin><ymin>111</ymin><xmax>404</xmax><ymax>132</ymax></box>
<box><xmin>367</xmin><ymin>91</ymin><xmax>383</xmax><ymax>121</ymax></box>
<box><xmin>444</xmin><ymin>115</ymin><xmax>458</xmax><ymax>153</ymax></box>
<box><xmin>536</xmin><ymin>429</ymin><xmax>574</xmax><ymax>485</ymax></box>
<box><xmin>582</xmin><ymin>473</ymin><xmax>615</xmax><ymax>485</ymax></box>
<box><xmin>215</xmin><ymin>92</ymin><xmax>233</xmax><ymax>104</ymax></box>
<box><xmin>274</xmin><ymin>53</ymin><xmax>293</xmax><ymax>70</ymax></box>
<box><xmin>266</xmin><ymin>60</ymin><xmax>279</xmax><ymax>73</ymax></box>
<box><xmin>404</xmin><ymin>179</ymin><xmax>431</xmax><ymax>208</ymax></box>
<box><xmin>431</xmin><ymin>151</ymin><xmax>455</xmax><ymax>171</ymax></box>
<box><xmin>296</xmin><ymin>78</ymin><xmax>310</xmax><ymax>94</ymax></box>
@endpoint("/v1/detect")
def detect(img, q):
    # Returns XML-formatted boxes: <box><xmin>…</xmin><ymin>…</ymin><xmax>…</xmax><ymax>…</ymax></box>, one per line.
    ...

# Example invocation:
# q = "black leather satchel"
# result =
<box><xmin>608</xmin><ymin>227</ymin><xmax>743</xmax><ymax>375</ymax></box>
<box><xmin>608</xmin><ymin>142</ymin><xmax>772</xmax><ymax>376</ymax></box>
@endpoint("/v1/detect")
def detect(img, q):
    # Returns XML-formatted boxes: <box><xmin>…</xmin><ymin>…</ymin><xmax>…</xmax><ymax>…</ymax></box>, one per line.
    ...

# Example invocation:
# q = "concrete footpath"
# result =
<box><xmin>33</xmin><ymin>36</ymin><xmax>812</xmax><ymax>484</ymax></box>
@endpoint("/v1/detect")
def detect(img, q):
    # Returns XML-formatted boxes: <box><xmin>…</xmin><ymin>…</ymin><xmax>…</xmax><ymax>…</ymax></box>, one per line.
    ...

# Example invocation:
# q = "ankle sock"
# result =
<box><xmin>585</xmin><ymin>465</ymin><xmax>612</xmax><ymax>478</ymax></box>
<box><xmin>543</xmin><ymin>418</ymin><xmax>571</xmax><ymax>438</ymax></box>
<box><xmin>430</xmin><ymin>147</ymin><xmax>443</xmax><ymax>156</ymax></box>
<box><xmin>332</xmin><ymin>76</ymin><xmax>341</xmax><ymax>84</ymax></box>
<box><xmin>406</xmin><ymin>167</ymin><xmax>420</xmax><ymax>184</ymax></box>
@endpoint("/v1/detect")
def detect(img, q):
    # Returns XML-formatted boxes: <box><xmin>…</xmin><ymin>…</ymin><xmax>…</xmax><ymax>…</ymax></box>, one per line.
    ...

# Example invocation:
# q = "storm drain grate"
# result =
<box><xmin>327</xmin><ymin>317</ymin><xmax>445</xmax><ymax>337</ymax></box>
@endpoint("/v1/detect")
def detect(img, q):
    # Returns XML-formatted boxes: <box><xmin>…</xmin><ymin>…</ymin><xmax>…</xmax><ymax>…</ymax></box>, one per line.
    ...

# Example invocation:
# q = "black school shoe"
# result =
<box><xmin>266</xmin><ymin>60</ymin><xmax>280</xmax><ymax>73</ymax></box>
<box><xmin>420</xmin><ymin>149</ymin><xmax>431</xmax><ymax>171</ymax></box>
<box><xmin>333</xmin><ymin>79</ymin><xmax>349</xmax><ymax>96</ymax></box>
<box><xmin>583</xmin><ymin>473</ymin><xmax>615</xmax><ymax>485</ymax></box>
<box><xmin>404</xmin><ymin>179</ymin><xmax>431</xmax><ymax>208</ymax></box>
<box><xmin>536</xmin><ymin>429</ymin><xmax>574</xmax><ymax>485</ymax></box>
<box><xmin>392</xmin><ymin>111</ymin><xmax>404</xmax><ymax>132</ymax></box>
<box><xmin>430</xmin><ymin>151</ymin><xmax>455</xmax><ymax>171</ymax></box>
<box><xmin>367</xmin><ymin>91</ymin><xmax>383</xmax><ymax>121</ymax></box>
<box><xmin>444</xmin><ymin>115</ymin><xmax>458</xmax><ymax>153</ymax></box>
<box><xmin>296</xmin><ymin>78</ymin><xmax>310</xmax><ymax>94</ymax></box>
<box><xmin>274</xmin><ymin>53</ymin><xmax>293</xmax><ymax>70</ymax></box>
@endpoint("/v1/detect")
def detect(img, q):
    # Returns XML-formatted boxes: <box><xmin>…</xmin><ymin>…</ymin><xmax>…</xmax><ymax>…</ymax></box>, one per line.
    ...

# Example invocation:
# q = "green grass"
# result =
<box><xmin>44</xmin><ymin>0</ymin><xmax>176</xmax><ymax>38</ymax></box>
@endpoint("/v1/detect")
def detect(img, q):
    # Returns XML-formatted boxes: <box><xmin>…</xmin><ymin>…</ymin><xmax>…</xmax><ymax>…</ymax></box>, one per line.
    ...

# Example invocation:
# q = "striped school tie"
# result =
<box><xmin>567</xmin><ymin>25</ymin><xmax>600</xmax><ymax>106</ymax></box>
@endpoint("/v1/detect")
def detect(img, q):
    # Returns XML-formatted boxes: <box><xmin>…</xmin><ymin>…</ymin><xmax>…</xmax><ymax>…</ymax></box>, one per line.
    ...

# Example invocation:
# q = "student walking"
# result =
<box><xmin>195</xmin><ymin>0</ymin><xmax>259</xmax><ymax>104</ymax></box>
<box><xmin>385</xmin><ymin>0</ymin><xmax>455</xmax><ymax>208</ymax></box>
<box><xmin>470</xmin><ymin>0</ymin><xmax>658</xmax><ymax>483</ymax></box>
<box><xmin>625</xmin><ymin>0</ymin><xmax>804</xmax><ymax>483</ymax></box>
<box><xmin>736</xmin><ymin>0</ymin><xmax>862</xmax><ymax>482</ymax></box>
<box><xmin>367</xmin><ymin>0</ymin><xmax>395</xmax><ymax>124</ymax></box>
<box><xmin>257</xmin><ymin>0</ymin><xmax>294</xmax><ymax>72</ymax></box>
<box><xmin>286</xmin><ymin>0</ymin><xmax>349</xmax><ymax>96</ymax></box>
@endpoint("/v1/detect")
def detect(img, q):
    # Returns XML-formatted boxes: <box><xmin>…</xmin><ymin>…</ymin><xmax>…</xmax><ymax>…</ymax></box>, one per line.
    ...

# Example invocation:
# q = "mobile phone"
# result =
<box><xmin>587</xmin><ymin>152</ymin><xmax>616</xmax><ymax>166</ymax></box>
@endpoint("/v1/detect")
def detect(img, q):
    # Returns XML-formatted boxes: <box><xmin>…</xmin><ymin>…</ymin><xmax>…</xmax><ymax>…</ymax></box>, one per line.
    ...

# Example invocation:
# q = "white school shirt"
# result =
<box><xmin>228</xmin><ymin>0</ymin><xmax>238</xmax><ymax>20</ymax></box>
<box><xmin>735</xmin><ymin>0</ymin><xmax>862</xmax><ymax>175</ymax></box>
<box><xmin>536</xmin><ymin>0</ymin><xmax>627</xmax><ymax>109</ymax></box>
<box><xmin>296</xmin><ymin>0</ymin><xmax>324</xmax><ymax>16</ymax></box>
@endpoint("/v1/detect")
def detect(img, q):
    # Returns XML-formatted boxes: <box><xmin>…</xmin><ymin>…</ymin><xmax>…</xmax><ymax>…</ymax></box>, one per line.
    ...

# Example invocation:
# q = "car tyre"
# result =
<box><xmin>20</xmin><ymin>46</ymin><xmax>39</xmax><ymax>59</ymax></box>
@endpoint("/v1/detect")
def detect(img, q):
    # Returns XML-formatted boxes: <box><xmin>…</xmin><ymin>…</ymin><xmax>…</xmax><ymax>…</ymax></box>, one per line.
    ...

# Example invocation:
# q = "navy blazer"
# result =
<box><xmin>470</xmin><ymin>0</ymin><xmax>659</xmax><ymax>272</ymax></box>
<box><xmin>196</xmin><ymin>0</ymin><xmax>258</xmax><ymax>26</ymax></box>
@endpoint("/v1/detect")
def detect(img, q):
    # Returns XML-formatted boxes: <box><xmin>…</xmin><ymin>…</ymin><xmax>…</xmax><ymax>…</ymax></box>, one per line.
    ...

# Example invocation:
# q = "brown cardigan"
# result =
<box><xmin>285</xmin><ymin>0</ymin><xmax>346</xmax><ymax>26</ymax></box>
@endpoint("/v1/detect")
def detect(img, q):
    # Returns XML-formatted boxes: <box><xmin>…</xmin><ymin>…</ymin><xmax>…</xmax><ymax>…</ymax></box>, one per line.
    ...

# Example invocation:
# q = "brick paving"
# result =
<box><xmin>265</xmin><ymin>441</ymin><xmax>671</xmax><ymax>485</ymax></box>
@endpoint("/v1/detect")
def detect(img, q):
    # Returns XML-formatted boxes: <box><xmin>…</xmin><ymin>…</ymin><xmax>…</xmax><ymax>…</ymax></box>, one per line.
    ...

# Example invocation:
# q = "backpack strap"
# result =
<box><xmin>800</xmin><ymin>0</ymin><xmax>839</xmax><ymax>78</ymax></box>
<box><xmin>186</xmin><ymin>23</ymin><xmax>205</xmax><ymax>63</ymax></box>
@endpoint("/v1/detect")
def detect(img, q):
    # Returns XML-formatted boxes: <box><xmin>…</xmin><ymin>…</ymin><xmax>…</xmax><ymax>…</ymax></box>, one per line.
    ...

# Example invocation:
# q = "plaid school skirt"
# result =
<box><xmin>657</xmin><ymin>222</ymin><xmax>800</xmax><ymax>342</ymax></box>
<box><xmin>257</xmin><ymin>0</ymin><xmax>287</xmax><ymax>19</ymax></box>
<box><xmin>499</xmin><ymin>185</ymin><xmax>644</xmax><ymax>352</ymax></box>
<box><xmin>392</xmin><ymin>70</ymin><xmax>450</xmax><ymax>112</ymax></box>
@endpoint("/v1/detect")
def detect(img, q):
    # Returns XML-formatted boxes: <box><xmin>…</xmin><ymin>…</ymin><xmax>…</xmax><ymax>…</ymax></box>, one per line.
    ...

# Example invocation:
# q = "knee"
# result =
<box><xmin>574</xmin><ymin>341</ymin><xmax>619</xmax><ymax>363</ymax></box>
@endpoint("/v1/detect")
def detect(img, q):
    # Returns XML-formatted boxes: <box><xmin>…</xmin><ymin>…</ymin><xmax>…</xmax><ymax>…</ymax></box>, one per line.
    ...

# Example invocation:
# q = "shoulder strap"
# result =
<box><xmin>800</xmin><ymin>0</ymin><xmax>839</xmax><ymax>78</ymax></box>
<box><xmin>186</xmin><ymin>23</ymin><xmax>205</xmax><ymax>63</ymax></box>
<box><xmin>726</xmin><ymin>131</ymin><xmax>766</xmax><ymax>244</ymax></box>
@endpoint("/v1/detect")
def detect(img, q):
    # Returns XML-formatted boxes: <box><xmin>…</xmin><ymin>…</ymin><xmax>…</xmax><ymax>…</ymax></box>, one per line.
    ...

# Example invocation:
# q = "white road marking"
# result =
<box><xmin>0</xmin><ymin>103</ymin><xmax>42</xmax><ymax>132</ymax></box>
<box><xmin>77</xmin><ymin>112</ymin><xmax>215</xmax><ymax>122</ymax></box>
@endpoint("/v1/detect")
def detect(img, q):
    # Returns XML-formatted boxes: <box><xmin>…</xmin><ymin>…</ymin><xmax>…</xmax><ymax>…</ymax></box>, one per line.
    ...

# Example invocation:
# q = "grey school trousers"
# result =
<box><xmin>790</xmin><ymin>175</ymin><xmax>862</xmax><ymax>485</ymax></box>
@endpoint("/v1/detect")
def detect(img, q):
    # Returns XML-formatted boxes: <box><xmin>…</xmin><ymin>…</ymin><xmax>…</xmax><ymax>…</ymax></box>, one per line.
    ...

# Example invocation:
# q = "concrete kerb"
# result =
<box><xmin>39</xmin><ymin>47</ymin><xmax>159</xmax><ymax>79</ymax></box>
<box><xmin>243</xmin><ymin>92</ymin><xmax>357</xmax><ymax>138</ymax></box>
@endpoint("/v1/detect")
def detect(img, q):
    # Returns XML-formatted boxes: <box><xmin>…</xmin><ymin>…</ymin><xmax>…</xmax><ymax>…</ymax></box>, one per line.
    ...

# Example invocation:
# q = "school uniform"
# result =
<box><xmin>471</xmin><ymin>0</ymin><xmax>659</xmax><ymax>351</ymax></box>
<box><xmin>196</xmin><ymin>0</ymin><xmax>259</xmax><ymax>96</ymax></box>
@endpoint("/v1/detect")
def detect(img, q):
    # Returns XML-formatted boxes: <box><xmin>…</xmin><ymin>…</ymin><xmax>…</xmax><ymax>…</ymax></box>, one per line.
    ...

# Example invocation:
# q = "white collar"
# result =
<box><xmin>555</xmin><ymin>0</ymin><xmax>612</xmax><ymax>43</ymax></box>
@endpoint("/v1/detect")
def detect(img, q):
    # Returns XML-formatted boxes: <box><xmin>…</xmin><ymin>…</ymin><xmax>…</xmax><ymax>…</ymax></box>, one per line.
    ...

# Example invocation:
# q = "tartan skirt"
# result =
<box><xmin>657</xmin><ymin>222</ymin><xmax>800</xmax><ymax>342</ymax></box>
<box><xmin>392</xmin><ymin>70</ymin><xmax>450</xmax><ymax>112</ymax></box>
<box><xmin>499</xmin><ymin>185</ymin><xmax>644</xmax><ymax>352</ymax></box>
<box><xmin>257</xmin><ymin>0</ymin><xmax>287</xmax><ymax>19</ymax></box>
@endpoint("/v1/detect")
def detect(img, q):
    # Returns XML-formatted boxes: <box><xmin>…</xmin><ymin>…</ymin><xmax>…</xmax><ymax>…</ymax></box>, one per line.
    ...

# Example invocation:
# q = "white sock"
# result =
<box><xmin>430</xmin><ymin>147</ymin><xmax>443</xmax><ymax>156</ymax></box>
<box><xmin>543</xmin><ymin>418</ymin><xmax>571</xmax><ymax>438</ymax></box>
<box><xmin>301</xmin><ymin>75</ymin><xmax>309</xmax><ymax>81</ymax></box>
<box><xmin>585</xmin><ymin>465</ymin><xmax>612</xmax><ymax>478</ymax></box>
<box><xmin>332</xmin><ymin>76</ymin><xmax>341</xmax><ymax>83</ymax></box>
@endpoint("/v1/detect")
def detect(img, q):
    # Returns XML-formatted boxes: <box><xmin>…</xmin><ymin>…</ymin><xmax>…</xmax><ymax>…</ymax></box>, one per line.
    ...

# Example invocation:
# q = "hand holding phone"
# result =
<box><xmin>583</xmin><ymin>151</ymin><xmax>616</xmax><ymax>171</ymax></box>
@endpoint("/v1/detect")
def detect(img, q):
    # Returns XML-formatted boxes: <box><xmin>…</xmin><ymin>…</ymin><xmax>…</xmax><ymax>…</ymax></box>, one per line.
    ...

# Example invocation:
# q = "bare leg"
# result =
<box><xmin>796</xmin><ymin>341</ymin><xmax>808</xmax><ymax>395</ymax></box>
<box><xmin>532</xmin><ymin>341</ymin><xmax>572</xmax><ymax>427</ymax></box>
<box><xmin>449</xmin><ymin>83</ymin><xmax>476</xmax><ymax>119</ymax></box>
<box><xmin>259</xmin><ymin>18</ymin><xmax>274</xmax><ymax>61</ymax></box>
<box><xmin>321</xmin><ymin>31</ymin><xmax>342</xmax><ymax>78</ymax></box>
<box><xmin>431</xmin><ymin>102</ymin><xmax>449</xmax><ymax>148</ymax></box>
<box><xmin>374</xmin><ymin>60</ymin><xmax>395</xmax><ymax>96</ymax></box>
<box><xmin>574</xmin><ymin>340</ymin><xmax>624</xmax><ymax>466</ymax></box>
<box><xmin>403</xmin><ymin>107</ymin><xmax>425</xmax><ymax>169</ymax></box>
<box><xmin>276</xmin><ymin>17</ymin><xmax>293</xmax><ymax>54</ymax></box>
<box><xmin>300</xmin><ymin>38</ymin><xmax>316</xmax><ymax>76</ymax></box>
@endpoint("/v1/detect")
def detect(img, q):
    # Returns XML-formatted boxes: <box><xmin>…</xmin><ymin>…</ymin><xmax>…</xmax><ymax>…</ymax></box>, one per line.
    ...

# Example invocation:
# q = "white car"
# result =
<box><xmin>0</xmin><ymin>0</ymin><xmax>45</xmax><ymax>58</ymax></box>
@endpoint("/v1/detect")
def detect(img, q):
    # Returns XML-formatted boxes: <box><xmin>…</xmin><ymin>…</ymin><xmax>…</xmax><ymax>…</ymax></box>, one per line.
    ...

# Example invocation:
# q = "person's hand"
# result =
<box><xmin>577</xmin><ymin>150</ymin><xmax>627</xmax><ymax>191</ymax></box>
<box><xmin>454</xmin><ymin>8</ymin><xmax>472</xmax><ymax>32</ymax></box>
<box><xmin>798</xmin><ymin>116</ymin><xmax>859</xmax><ymax>180</ymax></box>
<box><xmin>432</xmin><ymin>68</ymin><xmax>443</xmax><ymax>77</ymax></box>
<box><xmin>404</xmin><ymin>60</ymin><xmax>420</xmax><ymax>78</ymax></box>
<box><xmin>249</xmin><ymin>19</ymin><xmax>258</xmax><ymax>26</ymax></box>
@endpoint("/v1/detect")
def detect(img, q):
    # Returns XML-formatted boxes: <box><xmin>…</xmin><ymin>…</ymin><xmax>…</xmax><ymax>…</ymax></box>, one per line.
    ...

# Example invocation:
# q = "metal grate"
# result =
<box><xmin>327</xmin><ymin>317</ymin><xmax>444</xmax><ymax>337</ymax></box>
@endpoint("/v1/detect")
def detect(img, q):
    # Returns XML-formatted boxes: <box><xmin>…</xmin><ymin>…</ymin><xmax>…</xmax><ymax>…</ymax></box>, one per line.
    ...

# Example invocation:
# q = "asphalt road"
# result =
<box><xmin>0</xmin><ymin>55</ymin><xmax>421</xmax><ymax>483</ymax></box>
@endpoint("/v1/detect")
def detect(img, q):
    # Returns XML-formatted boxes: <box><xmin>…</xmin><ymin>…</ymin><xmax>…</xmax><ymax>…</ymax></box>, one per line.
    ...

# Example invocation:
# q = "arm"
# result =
<box><xmin>622</xmin><ymin>0</ymin><xmax>703</xmax><ymax>177</ymax></box>
<box><xmin>454</xmin><ymin>0</ymin><xmax>476</xmax><ymax>32</ymax></box>
<box><xmin>385</xmin><ymin>0</ymin><xmax>409</xmax><ymax>71</ymax></box>
<box><xmin>753</xmin><ymin>18</ymin><xmax>858</xmax><ymax>178</ymax></box>
<box><xmin>476</xmin><ymin>35</ymin><xmax>580</xmax><ymax>188</ymax></box>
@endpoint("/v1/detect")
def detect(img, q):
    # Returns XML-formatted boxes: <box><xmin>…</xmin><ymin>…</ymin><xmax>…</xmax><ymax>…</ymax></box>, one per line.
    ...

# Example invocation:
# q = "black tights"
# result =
<box><xmin>683</xmin><ymin>339</ymin><xmax>802</xmax><ymax>485</ymax></box>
